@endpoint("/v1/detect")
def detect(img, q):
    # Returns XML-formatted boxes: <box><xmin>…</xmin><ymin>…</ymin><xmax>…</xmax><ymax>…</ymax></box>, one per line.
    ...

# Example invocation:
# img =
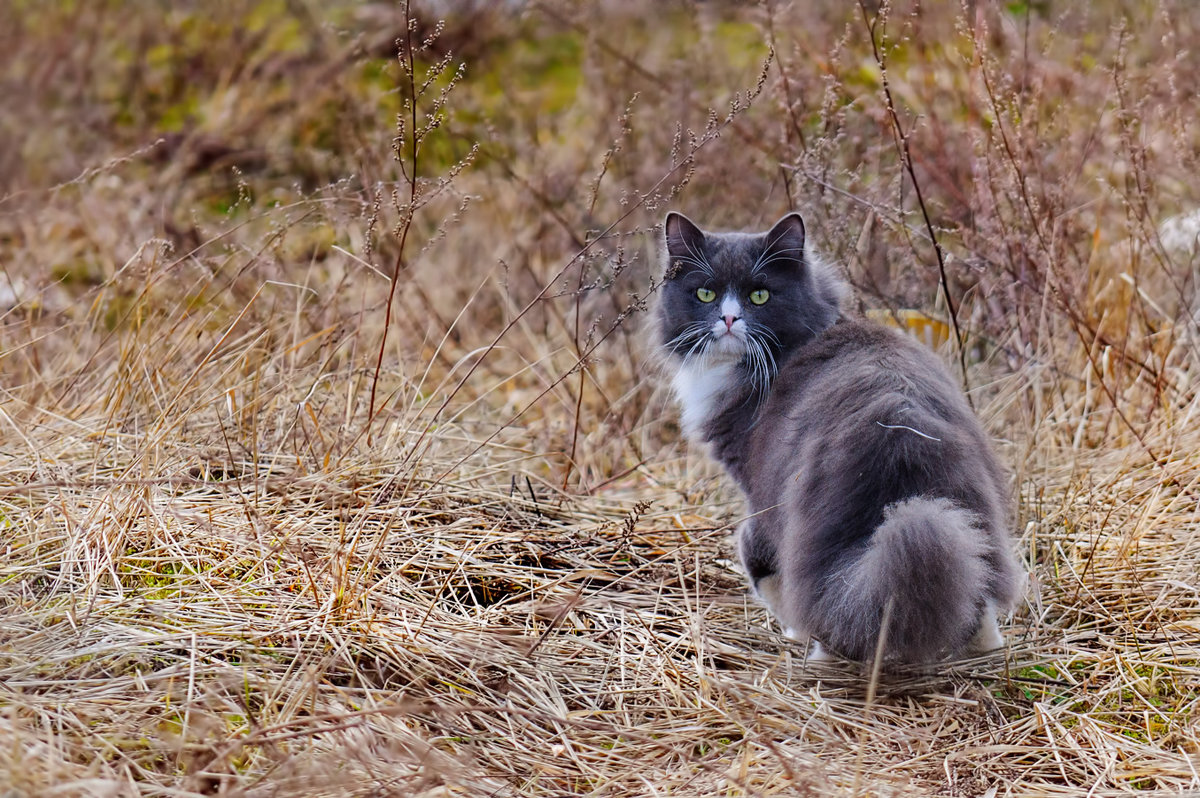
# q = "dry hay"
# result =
<box><xmin>2</xmin><ymin>313</ymin><xmax>1200</xmax><ymax>796</ymax></box>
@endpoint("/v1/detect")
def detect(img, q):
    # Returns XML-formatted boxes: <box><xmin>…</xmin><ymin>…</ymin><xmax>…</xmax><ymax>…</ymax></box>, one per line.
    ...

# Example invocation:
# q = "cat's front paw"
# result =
<box><xmin>803</xmin><ymin>638</ymin><xmax>836</xmax><ymax>663</ymax></box>
<box><xmin>965</xmin><ymin>609</ymin><xmax>1004</xmax><ymax>654</ymax></box>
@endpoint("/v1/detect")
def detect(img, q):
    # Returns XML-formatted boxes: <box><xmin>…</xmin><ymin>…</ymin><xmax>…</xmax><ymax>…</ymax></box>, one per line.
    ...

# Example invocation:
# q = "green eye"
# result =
<box><xmin>749</xmin><ymin>289</ymin><xmax>770</xmax><ymax>305</ymax></box>
<box><xmin>696</xmin><ymin>287</ymin><xmax>716</xmax><ymax>303</ymax></box>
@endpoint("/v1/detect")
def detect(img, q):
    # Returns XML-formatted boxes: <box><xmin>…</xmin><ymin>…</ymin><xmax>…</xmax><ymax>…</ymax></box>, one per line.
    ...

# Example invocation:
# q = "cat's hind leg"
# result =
<box><xmin>758</xmin><ymin>574</ymin><xmax>829</xmax><ymax>660</ymax></box>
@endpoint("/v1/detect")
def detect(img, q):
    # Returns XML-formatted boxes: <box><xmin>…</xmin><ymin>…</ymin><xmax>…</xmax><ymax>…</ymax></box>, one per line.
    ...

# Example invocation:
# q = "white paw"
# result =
<box><xmin>966</xmin><ymin>611</ymin><xmax>1004</xmax><ymax>654</ymax></box>
<box><xmin>804</xmin><ymin>639</ymin><xmax>836</xmax><ymax>663</ymax></box>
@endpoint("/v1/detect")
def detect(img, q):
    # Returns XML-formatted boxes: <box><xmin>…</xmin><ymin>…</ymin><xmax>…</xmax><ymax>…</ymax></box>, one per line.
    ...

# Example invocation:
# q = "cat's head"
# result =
<box><xmin>657</xmin><ymin>212</ymin><xmax>845</xmax><ymax>383</ymax></box>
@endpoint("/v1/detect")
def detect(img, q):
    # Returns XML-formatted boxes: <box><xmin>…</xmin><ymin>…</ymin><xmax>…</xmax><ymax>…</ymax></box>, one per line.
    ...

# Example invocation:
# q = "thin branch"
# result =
<box><xmin>857</xmin><ymin>0</ymin><xmax>970</xmax><ymax>394</ymax></box>
<box><xmin>367</xmin><ymin>1</ymin><xmax>420</xmax><ymax>444</ymax></box>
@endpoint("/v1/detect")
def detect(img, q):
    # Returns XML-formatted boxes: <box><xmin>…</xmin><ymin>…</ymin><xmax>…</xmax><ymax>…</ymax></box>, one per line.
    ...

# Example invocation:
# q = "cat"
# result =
<box><xmin>657</xmin><ymin>211</ymin><xmax>1021</xmax><ymax>665</ymax></box>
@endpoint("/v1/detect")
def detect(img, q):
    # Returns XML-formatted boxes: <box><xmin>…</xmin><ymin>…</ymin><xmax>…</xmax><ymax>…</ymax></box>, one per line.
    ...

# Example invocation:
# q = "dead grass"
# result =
<box><xmin>3</xmin><ymin>0</ymin><xmax>1200</xmax><ymax>795</ymax></box>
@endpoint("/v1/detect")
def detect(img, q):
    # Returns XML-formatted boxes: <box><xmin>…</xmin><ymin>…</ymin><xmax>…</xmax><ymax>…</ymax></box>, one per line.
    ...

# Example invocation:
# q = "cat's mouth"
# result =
<box><xmin>707</xmin><ymin>321</ymin><xmax>748</xmax><ymax>357</ymax></box>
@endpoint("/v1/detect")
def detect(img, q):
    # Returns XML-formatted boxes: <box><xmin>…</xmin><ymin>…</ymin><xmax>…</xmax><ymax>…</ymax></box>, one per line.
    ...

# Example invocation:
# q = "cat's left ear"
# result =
<box><xmin>764</xmin><ymin>213</ymin><xmax>806</xmax><ymax>269</ymax></box>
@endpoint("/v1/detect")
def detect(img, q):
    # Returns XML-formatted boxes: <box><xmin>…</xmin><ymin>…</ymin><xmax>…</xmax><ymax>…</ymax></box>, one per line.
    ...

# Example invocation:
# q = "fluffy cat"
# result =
<box><xmin>658</xmin><ymin>211</ymin><xmax>1021</xmax><ymax>665</ymax></box>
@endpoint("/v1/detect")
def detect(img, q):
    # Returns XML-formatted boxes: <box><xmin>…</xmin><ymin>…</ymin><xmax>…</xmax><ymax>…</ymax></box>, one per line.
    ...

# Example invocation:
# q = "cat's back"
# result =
<box><xmin>763</xmin><ymin>318</ymin><xmax>969</xmax><ymax>424</ymax></box>
<box><xmin>746</xmin><ymin>317</ymin><xmax>1003</xmax><ymax>511</ymax></box>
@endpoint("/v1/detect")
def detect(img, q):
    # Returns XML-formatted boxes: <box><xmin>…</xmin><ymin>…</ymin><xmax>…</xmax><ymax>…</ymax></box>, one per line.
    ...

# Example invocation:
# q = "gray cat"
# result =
<box><xmin>658</xmin><ymin>211</ymin><xmax>1021</xmax><ymax>665</ymax></box>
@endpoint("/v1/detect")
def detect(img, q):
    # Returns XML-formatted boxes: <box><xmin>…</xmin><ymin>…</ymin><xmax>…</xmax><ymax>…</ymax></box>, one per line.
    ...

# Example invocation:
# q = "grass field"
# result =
<box><xmin>3</xmin><ymin>1</ymin><xmax>1200</xmax><ymax>795</ymax></box>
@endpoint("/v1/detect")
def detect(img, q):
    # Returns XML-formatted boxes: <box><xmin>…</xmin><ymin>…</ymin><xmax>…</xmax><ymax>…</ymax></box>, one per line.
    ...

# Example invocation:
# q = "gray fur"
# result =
<box><xmin>658</xmin><ymin>212</ymin><xmax>1021</xmax><ymax>665</ymax></box>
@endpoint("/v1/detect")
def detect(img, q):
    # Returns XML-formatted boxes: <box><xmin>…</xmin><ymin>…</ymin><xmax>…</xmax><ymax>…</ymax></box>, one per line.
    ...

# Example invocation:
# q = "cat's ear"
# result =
<box><xmin>764</xmin><ymin>213</ymin><xmax>807</xmax><ymax>269</ymax></box>
<box><xmin>664</xmin><ymin>212</ymin><xmax>705</xmax><ymax>262</ymax></box>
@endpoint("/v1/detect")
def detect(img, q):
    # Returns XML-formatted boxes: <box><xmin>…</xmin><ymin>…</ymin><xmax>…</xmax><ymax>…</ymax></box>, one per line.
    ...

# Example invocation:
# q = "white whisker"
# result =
<box><xmin>751</xmin><ymin>246</ymin><xmax>805</xmax><ymax>275</ymax></box>
<box><xmin>681</xmin><ymin>237</ymin><xmax>715</xmax><ymax>277</ymax></box>
<box><xmin>876</xmin><ymin>422</ymin><xmax>942</xmax><ymax>442</ymax></box>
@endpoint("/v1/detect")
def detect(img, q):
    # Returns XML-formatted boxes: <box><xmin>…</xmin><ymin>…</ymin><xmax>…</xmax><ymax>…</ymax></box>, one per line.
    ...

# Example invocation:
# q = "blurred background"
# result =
<box><xmin>4</xmin><ymin>1</ymin><xmax>1198</xmax><ymax>493</ymax></box>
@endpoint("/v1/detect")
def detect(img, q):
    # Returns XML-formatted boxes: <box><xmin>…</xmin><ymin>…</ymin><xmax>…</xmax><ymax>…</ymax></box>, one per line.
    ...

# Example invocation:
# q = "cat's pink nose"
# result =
<box><xmin>724</xmin><ymin>315</ymin><xmax>738</xmax><ymax>330</ymax></box>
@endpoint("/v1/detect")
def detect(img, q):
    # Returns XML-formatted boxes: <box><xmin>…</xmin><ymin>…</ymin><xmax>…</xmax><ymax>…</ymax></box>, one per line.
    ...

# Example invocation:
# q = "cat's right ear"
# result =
<box><xmin>664</xmin><ymin>212</ymin><xmax>706</xmax><ymax>276</ymax></box>
<box><xmin>764</xmin><ymin>213</ymin><xmax>806</xmax><ymax>261</ymax></box>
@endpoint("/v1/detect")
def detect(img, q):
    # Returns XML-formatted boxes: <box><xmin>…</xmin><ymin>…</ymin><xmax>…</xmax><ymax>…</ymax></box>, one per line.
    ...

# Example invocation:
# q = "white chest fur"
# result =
<box><xmin>671</xmin><ymin>357</ymin><xmax>740</xmax><ymax>442</ymax></box>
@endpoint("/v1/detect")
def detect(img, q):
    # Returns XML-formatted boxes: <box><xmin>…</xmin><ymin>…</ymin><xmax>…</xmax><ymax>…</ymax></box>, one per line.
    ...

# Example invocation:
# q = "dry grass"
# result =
<box><xmin>3</xmin><ymin>1</ymin><xmax>1200</xmax><ymax>795</ymax></box>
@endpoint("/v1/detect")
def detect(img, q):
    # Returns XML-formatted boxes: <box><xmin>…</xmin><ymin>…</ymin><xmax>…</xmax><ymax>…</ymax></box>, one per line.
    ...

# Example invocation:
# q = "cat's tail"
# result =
<box><xmin>821</xmin><ymin>496</ymin><xmax>994</xmax><ymax>664</ymax></box>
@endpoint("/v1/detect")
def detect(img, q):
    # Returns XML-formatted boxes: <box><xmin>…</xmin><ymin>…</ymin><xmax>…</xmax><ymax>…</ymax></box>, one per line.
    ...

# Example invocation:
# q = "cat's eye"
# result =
<box><xmin>696</xmin><ymin>287</ymin><xmax>716</xmax><ymax>303</ymax></box>
<box><xmin>749</xmin><ymin>289</ymin><xmax>770</xmax><ymax>305</ymax></box>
